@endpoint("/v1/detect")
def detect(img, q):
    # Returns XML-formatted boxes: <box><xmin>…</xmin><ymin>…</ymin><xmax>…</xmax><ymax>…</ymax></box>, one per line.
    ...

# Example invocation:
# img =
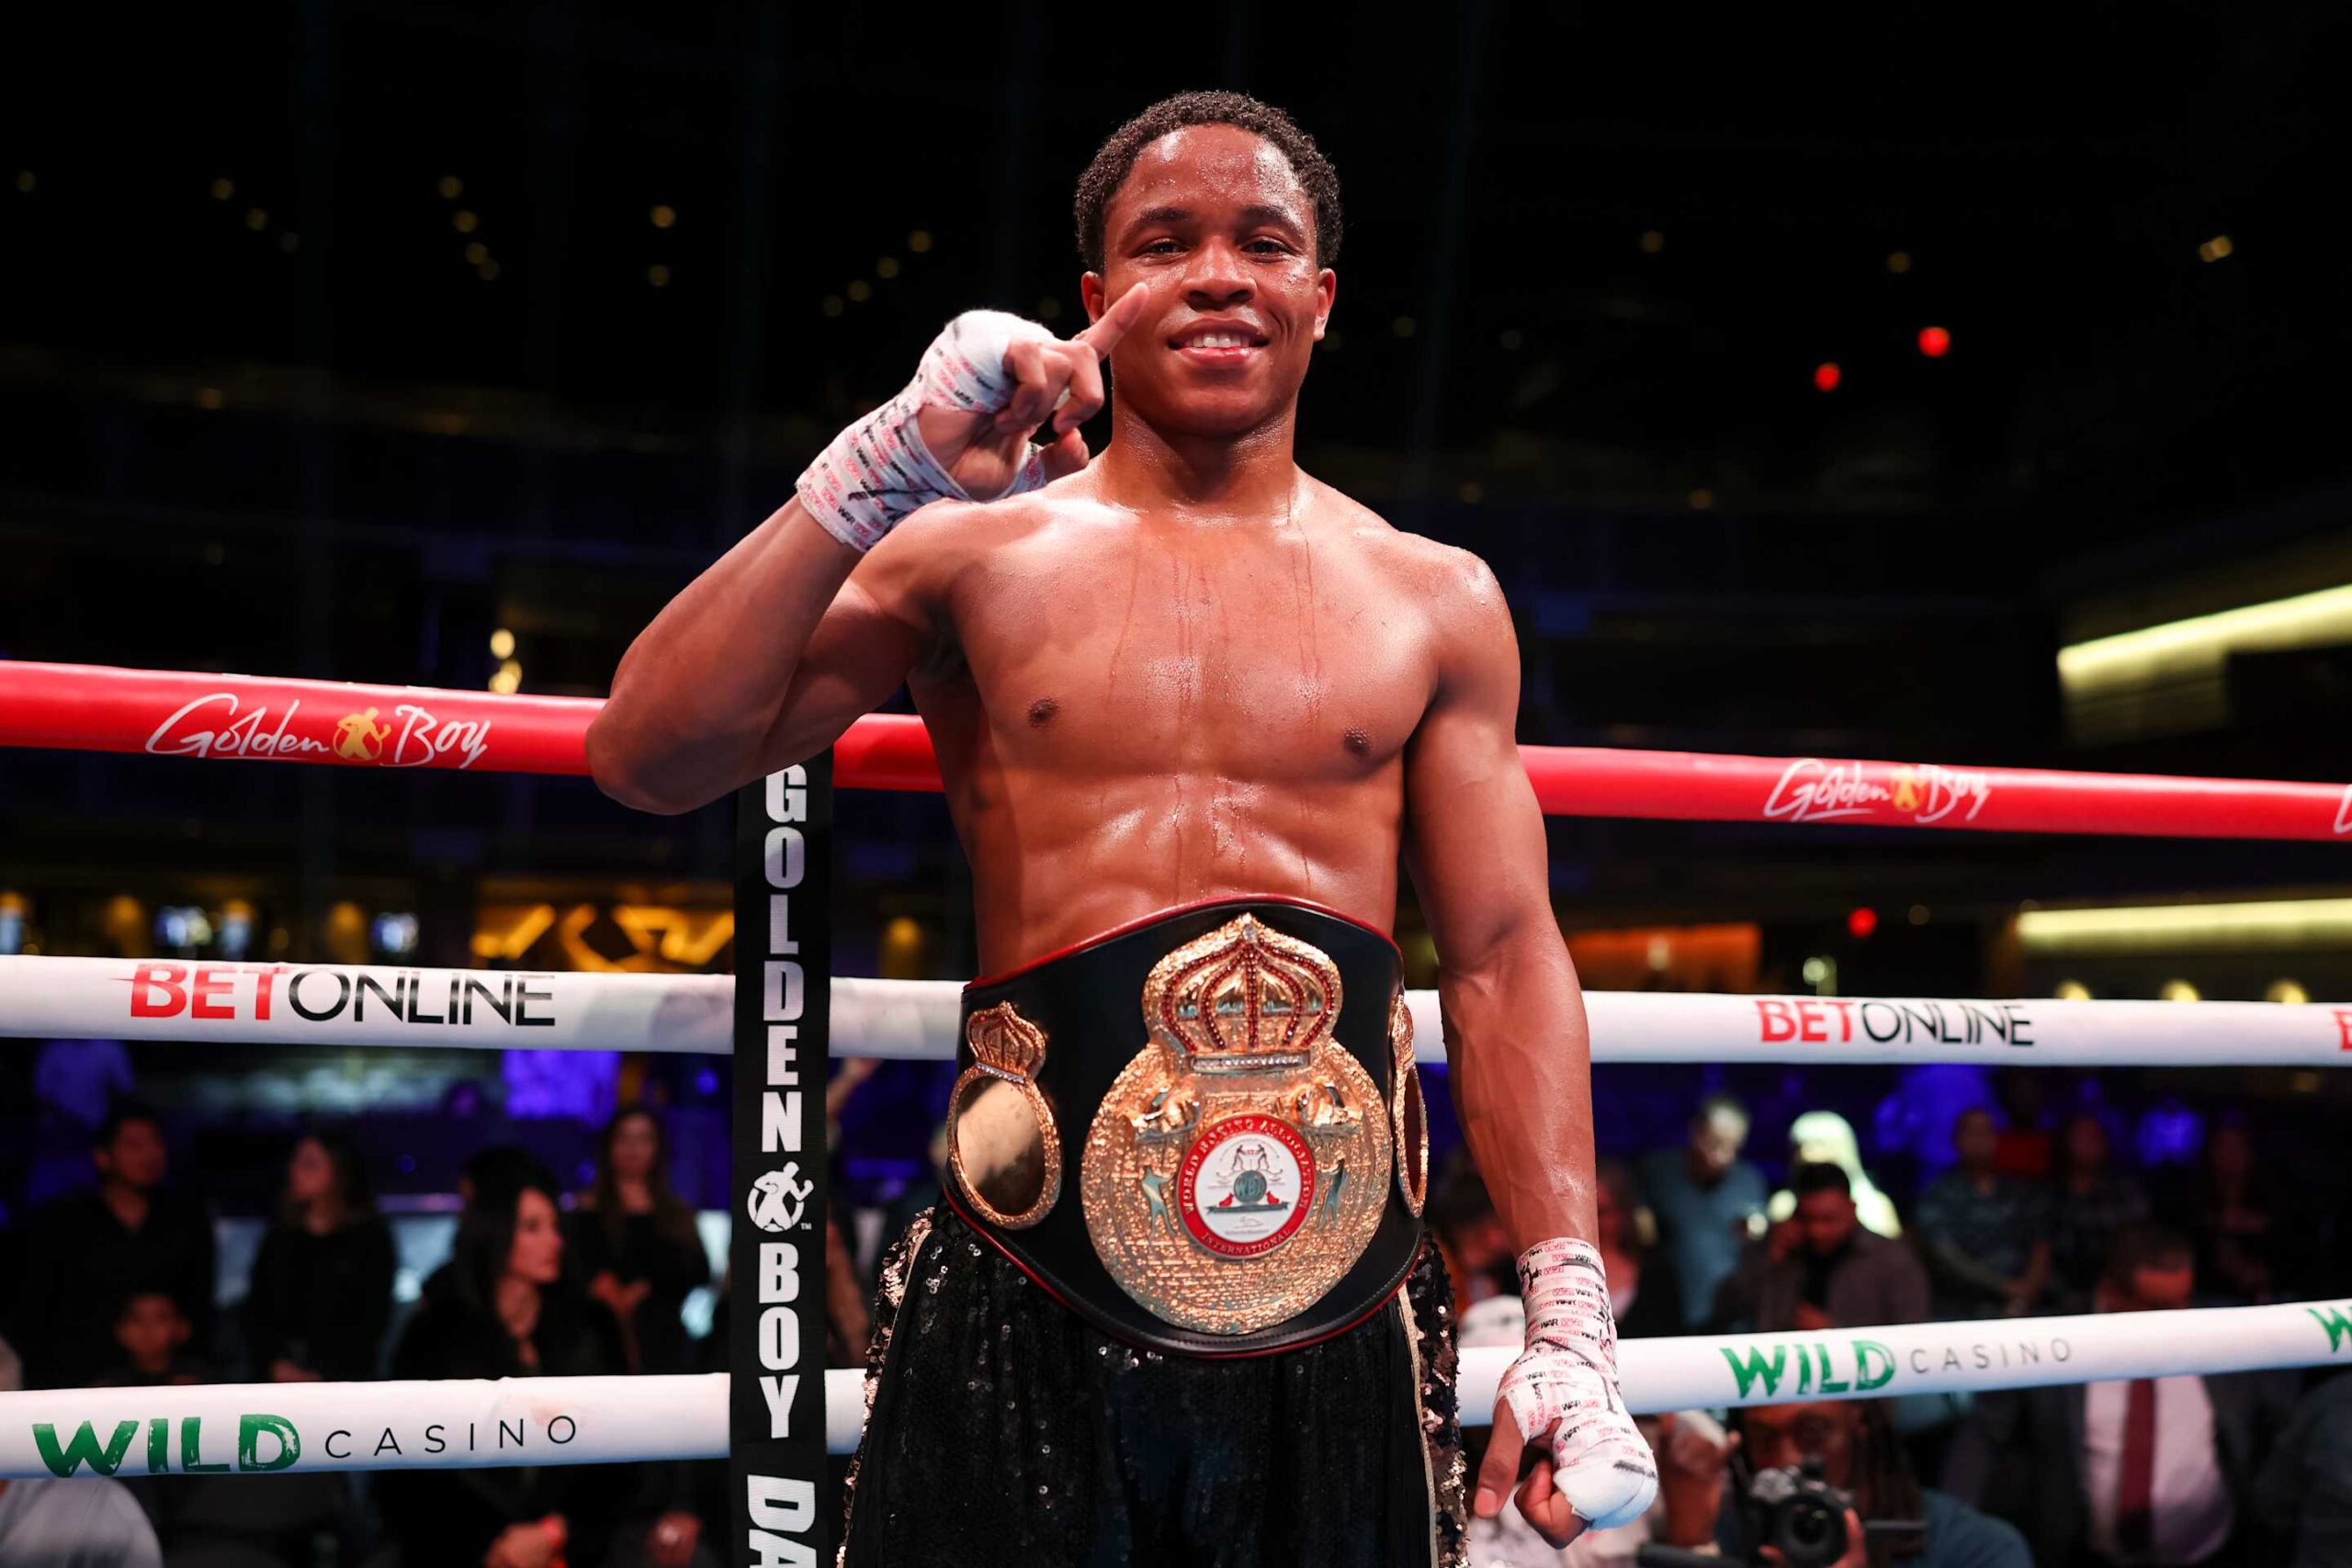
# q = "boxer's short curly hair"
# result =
<box><xmin>1074</xmin><ymin>90</ymin><xmax>1342</xmax><ymax>275</ymax></box>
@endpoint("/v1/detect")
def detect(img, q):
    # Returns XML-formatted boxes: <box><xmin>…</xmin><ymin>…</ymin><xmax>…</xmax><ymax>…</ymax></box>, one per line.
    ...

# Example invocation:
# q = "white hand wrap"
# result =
<box><xmin>795</xmin><ymin>310</ymin><xmax>1062</xmax><ymax>552</ymax></box>
<box><xmin>1498</xmin><ymin>1236</ymin><xmax>1659</xmax><ymax>1530</ymax></box>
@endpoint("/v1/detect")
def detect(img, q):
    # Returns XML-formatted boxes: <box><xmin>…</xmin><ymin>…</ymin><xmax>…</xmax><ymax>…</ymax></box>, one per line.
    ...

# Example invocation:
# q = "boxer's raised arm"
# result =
<box><xmin>586</xmin><ymin>501</ymin><xmax>935</xmax><ymax>814</ymax></box>
<box><xmin>587</xmin><ymin>289</ymin><xmax>1148</xmax><ymax>814</ymax></box>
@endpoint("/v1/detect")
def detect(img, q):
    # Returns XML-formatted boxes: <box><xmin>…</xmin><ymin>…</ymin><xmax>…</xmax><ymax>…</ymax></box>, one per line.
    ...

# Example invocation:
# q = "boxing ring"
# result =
<box><xmin>3</xmin><ymin>659</ymin><xmax>2351</xmax><ymax>1483</ymax></box>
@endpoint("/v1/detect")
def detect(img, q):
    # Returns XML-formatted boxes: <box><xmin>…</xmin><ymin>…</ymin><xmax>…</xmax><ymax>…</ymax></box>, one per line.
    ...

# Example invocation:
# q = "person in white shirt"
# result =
<box><xmin>0</xmin><ymin>1337</ymin><xmax>163</xmax><ymax>1568</ymax></box>
<box><xmin>1943</xmin><ymin>1224</ymin><xmax>2298</xmax><ymax>1567</ymax></box>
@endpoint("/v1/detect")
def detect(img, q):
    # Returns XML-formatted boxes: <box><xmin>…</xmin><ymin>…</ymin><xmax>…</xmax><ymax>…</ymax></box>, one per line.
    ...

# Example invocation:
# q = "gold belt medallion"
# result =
<box><xmin>1080</xmin><ymin>913</ymin><xmax>1392</xmax><ymax>1336</ymax></box>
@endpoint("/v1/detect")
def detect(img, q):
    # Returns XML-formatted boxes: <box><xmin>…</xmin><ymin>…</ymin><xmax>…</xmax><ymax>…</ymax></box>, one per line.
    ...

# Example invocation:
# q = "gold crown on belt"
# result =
<box><xmin>967</xmin><ymin>1001</ymin><xmax>1048</xmax><ymax>1081</ymax></box>
<box><xmin>1142</xmin><ymin>914</ymin><xmax>1342</xmax><ymax>1076</ymax></box>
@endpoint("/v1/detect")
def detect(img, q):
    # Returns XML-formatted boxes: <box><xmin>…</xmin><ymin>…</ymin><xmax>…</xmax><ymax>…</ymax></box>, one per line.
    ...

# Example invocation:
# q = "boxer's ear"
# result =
<box><xmin>1313</xmin><ymin>267</ymin><xmax>1337</xmax><ymax>341</ymax></box>
<box><xmin>1080</xmin><ymin>273</ymin><xmax>1108</xmax><ymax>327</ymax></box>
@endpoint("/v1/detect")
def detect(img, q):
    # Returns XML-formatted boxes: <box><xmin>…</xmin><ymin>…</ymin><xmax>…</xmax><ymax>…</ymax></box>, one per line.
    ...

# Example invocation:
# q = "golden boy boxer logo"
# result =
<box><xmin>1081</xmin><ymin>914</ymin><xmax>1390</xmax><ymax>1335</ymax></box>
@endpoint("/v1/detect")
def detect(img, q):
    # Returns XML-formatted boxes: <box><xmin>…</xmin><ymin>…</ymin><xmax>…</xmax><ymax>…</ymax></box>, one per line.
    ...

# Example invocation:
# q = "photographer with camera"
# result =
<box><xmin>1636</xmin><ymin>1399</ymin><xmax>2028</xmax><ymax>1568</ymax></box>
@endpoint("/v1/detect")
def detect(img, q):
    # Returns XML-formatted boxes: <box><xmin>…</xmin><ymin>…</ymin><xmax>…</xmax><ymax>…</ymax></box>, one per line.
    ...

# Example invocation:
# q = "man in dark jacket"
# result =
<box><xmin>12</xmin><ymin>1103</ymin><xmax>216</xmax><ymax>1388</ymax></box>
<box><xmin>1942</xmin><ymin>1224</ymin><xmax>2298</xmax><ymax>1567</ymax></box>
<box><xmin>1711</xmin><ymin>1163</ymin><xmax>1930</xmax><ymax>1333</ymax></box>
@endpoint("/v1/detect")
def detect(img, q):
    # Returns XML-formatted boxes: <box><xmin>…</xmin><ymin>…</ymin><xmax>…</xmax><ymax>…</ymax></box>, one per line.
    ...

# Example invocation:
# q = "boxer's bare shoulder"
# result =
<box><xmin>1293</xmin><ymin>474</ymin><xmax>1516</xmax><ymax>687</ymax></box>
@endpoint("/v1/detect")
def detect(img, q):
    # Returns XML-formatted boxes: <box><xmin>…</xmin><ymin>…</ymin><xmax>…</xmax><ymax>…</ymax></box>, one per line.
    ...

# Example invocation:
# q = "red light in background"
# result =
<box><xmin>1918</xmin><ymin>325</ymin><xmax>1951</xmax><ymax>357</ymax></box>
<box><xmin>1814</xmin><ymin>362</ymin><xmax>1841</xmax><ymax>392</ymax></box>
<box><xmin>1847</xmin><ymin>907</ymin><xmax>1879</xmax><ymax>940</ymax></box>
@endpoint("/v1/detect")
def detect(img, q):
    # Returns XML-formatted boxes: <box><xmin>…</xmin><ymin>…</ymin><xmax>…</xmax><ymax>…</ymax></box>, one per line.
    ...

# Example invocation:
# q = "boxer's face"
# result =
<box><xmin>1085</xmin><ymin>124</ymin><xmax>1334</xmax><ymax>439</ymax></box>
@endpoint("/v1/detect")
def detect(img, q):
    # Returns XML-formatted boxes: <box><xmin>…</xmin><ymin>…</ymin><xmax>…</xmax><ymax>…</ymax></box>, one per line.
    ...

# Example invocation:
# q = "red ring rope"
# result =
<box><xmin>3</xmin><ymin>660</ymin><xmax>2346</xmax><ymax>840</ymax></box>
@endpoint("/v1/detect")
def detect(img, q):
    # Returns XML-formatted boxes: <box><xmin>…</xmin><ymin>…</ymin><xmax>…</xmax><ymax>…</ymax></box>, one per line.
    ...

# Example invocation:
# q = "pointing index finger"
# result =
<box><xmin>1073</xmin><ymin>284</ymin><xmax>1149</xmax><ymax>356</ymax></box>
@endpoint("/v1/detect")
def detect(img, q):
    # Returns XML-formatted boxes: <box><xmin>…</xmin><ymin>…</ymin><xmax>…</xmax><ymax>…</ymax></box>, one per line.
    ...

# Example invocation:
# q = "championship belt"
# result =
<box><xmin>944</xmin><ymin>897</ymin><xmax>1430</xmax><ymax>1358</ymax></box>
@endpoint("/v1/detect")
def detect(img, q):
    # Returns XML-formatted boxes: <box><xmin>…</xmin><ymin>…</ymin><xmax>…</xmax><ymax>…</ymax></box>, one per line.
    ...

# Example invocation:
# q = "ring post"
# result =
<box><xmin>732</xmin><ymin>760</ymin><xmax>833</xmax><ymax>1565</ymax></box>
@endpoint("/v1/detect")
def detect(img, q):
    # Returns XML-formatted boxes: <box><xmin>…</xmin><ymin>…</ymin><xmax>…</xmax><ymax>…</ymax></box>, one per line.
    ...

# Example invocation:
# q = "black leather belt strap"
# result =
<box><xmin>948</xmin><ymin>897</ymin><xmax>1424</xmax><ymax>1359</ymax></box>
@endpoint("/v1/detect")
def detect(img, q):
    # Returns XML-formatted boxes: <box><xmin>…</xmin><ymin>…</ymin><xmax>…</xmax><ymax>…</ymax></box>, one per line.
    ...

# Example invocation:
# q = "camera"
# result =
<box><xmin>1634</xmin><ymin>1454</ymin><xmax>1856</xmax><ymax>1568</ymax></box>
<box><xmin>1745</xmin><ymin>1457</ymin><xmax>1855</xmax><ymax>1567</ymax></box>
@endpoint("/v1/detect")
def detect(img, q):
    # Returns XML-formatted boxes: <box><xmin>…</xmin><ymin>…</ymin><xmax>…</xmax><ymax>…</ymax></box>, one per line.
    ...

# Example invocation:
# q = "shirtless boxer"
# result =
<box><xmin>587</xmin><ymin>91</ymin><xmax>1655</xmax><ymax>1566</ymax></box>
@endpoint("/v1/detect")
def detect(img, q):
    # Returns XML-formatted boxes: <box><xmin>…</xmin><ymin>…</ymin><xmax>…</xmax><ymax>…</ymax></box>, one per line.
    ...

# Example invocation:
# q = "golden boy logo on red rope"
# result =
<box><xmin>1762</xmin><ymin>758</ymin><xmax>1992</xmax><ymax>826</ymax></box>
<box><xmin>144</xmin><ymin>692</ymin><xmax>493</xmax><ymax>769</ymax></box>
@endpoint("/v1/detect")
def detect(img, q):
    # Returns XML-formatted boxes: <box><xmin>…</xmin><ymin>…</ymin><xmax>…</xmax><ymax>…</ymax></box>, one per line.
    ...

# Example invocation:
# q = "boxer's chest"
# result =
<box><xmin>945</xmin><ymin>522</ymin><xmax>1433</xmax><ymax>784</ymax></box>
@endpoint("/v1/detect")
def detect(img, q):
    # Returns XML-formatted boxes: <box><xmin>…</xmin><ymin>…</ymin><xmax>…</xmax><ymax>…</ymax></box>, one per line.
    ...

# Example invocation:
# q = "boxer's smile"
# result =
<box><xmin>1169</xmin><ymin>318</ymin><xmax>1270</xmax><ymax>367</ymax></box>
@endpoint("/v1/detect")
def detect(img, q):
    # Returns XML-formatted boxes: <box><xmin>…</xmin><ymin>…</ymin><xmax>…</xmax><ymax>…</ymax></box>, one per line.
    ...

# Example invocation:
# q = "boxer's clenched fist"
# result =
<box><xmin>1475</xmin><ymin>1236</ymin><xmax>1658</xmax><ymax>1548</ymax></box>
<box><xmin>796</xmin><ymin>286</ymin><xmax>1148</xmax><ymax>552</ymax></box>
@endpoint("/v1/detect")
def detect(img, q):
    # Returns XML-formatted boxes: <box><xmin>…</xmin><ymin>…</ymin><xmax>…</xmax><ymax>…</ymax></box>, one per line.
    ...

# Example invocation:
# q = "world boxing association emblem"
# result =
<box><xmin>1081</xmin><ymin>914</ymin><xmax>1390</xmax><ymax>1335</ymax></box>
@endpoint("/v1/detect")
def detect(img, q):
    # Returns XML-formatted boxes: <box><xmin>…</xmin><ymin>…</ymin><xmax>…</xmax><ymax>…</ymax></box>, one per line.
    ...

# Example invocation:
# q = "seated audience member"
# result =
<box><xmin>1593</xmin><ymin>1156</ymin><xmax>1682</xmax><ymax>1340</ymax></box>
<box><xmin>2188</xmin><ymin>1122</ymin><xmax>2280</xmax><ymax>1306</ymax></box>
<box><xmin>1712</xmin><ymin>1163</ymin><xmax>1930</xmax><ymax>1334</ymax></box>
<box><xmin>104</xmin><ymin>1288</ymin><xmax>345</xmax><ymax>1568</ymax></box>
<box><xmin>1767</xmin><ymin>1110</ymin><xmax>1905</xmax><ymax>1240</ymax></box>
<box><xmin>1430</xmin><ymin>1155</ymin><xmax>1517</xmax><ymax>1316</ymax></box>
<box><xmin>571</xmin><ymin>1108</ymin><xmax>709</xmax><ymax>1375</ymax></box>
<box><xmin>244</xmin><ymin>1128</ymin><xmax>396</xmax><ymax>1382</ymax></box>
<box><xmin>1916</xmin><ymin>1108</ymin><xmax>2051</xmax><ymax>1320</ymax></box>
<box><xmin>95</xmin><ymin>1291</ymin><xmax>210</xmax><ymax>1387</ymax></box>
<box><xmin>2251</xmin><ymin>1370</ymin><xmax>2352</xmax><ymax>1568</ymax></box>
<box><xmin>1722</xmin><ymin>1399</ymin><xmax>2030</xmax><ymax>1568</ymax></box>
<box><xmin>386</xmin><ymin>1159</ymin><xmax>709</xmax><ymax>1568</ymax></box>
<box><xmin>2049</xmin><ymin>1112</ymin><xmax>2150</xmax><ymax>1311</ymax></box>
<box><xmin>1639</xmin><ymin>1093</ymin><xmax>1769</xmax><ymax>1330</ymax></box>
<box><xmin>1943</xmin><ymin>1223</ymin><xmax>2298</xmax><ymax>1568</ymax></box>
<box><xmin>16</xmin><ymin>1102</ymin><xmax>217</xmax><ymax>1388</ymax></box>
<box><xmin>0</xmin><ymin>1336</ymin><xmax>162</xmax><ymax>1567</ymax></box>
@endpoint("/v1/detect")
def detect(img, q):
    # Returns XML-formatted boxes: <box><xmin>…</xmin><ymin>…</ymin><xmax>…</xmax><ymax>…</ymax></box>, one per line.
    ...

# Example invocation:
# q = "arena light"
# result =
<box><xmin>2199</xmin><ymin>234</ymin><xmax>2233</xmax><ymax>262</ymax></box>
<box><xmin>2018</xmin><ymin>897</ymin><xmax>2352</xmax><ymax>953</ymax></box>
<box><xmin>1917</xmin><ymin>325</ymin><xmax>1951</xmax><ymax>357</ymax></box>
<box><xmin>2267</xmin><ymin>979</ymin><xmax>2310</xmax><ymax>1005</ymax></box>
<box><xmin>2058</xmin><ymin>583</ymin><xmax>2352</xmax><ymax>700</ymax></box>
<box><xmin>650</xmin><ymin>204</ymin><xmax>676</xmax><ymax>229</ymax></box>
<box><xmin>1813</xmin><ymin>361</ymin><xmax>1840</xmax><ymax>392</ymax></box>
<box><xmin>1885</xmin><ymin>251</ymin><xmax>1911</xmax><ymax>274</ymax></box>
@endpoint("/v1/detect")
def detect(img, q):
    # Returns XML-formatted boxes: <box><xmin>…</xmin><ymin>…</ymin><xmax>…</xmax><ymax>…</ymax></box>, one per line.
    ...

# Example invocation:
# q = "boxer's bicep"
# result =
<box><xmin>756</xmin><ymin>510</ymin><xmax>956</xmax><ymax>768</ymax></box>
<box><xmin>1401</xmin><ymin>557</ymin><xmax>1553</xmax><ymax>976</ymax></box>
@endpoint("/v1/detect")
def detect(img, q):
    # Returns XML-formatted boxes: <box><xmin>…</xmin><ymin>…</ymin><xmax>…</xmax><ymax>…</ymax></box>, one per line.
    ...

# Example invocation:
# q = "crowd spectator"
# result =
<box><xmin>13</xmin><ymin>1101</ymin><xmax>216</xmax><ymax>1388</ymax></box>
<box><xmin>0</xmin><ymin>1335</ymin><xmax>162</xmax><ymax>1568</ymax></box>
<box><xmin>1767</xmin><ymin>1110</ymin><xmax>1905</xmax><ymax>1239</ymax></box>
<box><xmin>1711</xmin><ymin>1163</ymin><xmax>1930</xmax><ymax>1334</ymax></box>
<box><xmin>104</xmin><ymin>1282</ymin><xmax>346</xmax><ymax>1568</ymax></box>
<box><xmin>2188</xmin><ymin>1122</ymin><xmax>2281</xmax><ymax>1305</ymax></box>
<box><xmin>1593</xmin><ymin>1156</ymin><xmax>1682</xmax><ymax>1339</ymax></box>
<box><xmin>95</xmin><ymin>1291</ymin><xmax>210</xmax><ymax>1387</ymax></box>
<box><xmin>1943</xmin><ymin>1223</ymin><xmax>2298</xmax><ymax>1567</ymax></box>
<box><xmin>1724</xmin><ymin>1399</ymin><xmax>2030</xmax><ymax>1568</ymax></box>
<box><xmin>386</xmin><ymin>1154</ymin><xmax>709</xmax><ymax>1568</ymax></box>
<box><xmin>2252</xmin><ymin>1371</ymin><xmax>2352</xmax><ymax>1568</ymax></box>
<box><xmin>1430</xmin><ymin>1154</ymin><xmax>1516</xmax><ymax>1315</ymax></box>
<box><xmin>571</xmin><ymin>1108</ymin><xmax>710</xmax><ymax>1374</ymax></box>
<box><xmin>243</xmin><ymin>1129</ymin><xmax>396</xmax><ymax>1383</ymax></box>
<box><xmin>1638</xmin><ymin>1093</ymin><xmax>1768</xmax><ymax>1329</ymax></box>
<box><xmin>2049</xmin><ymin>1112</ymin><xmax>2150</xmax><ymax>1311</ymax></box>
<box><xmin>1915</xmin><ymin>1108</ymin><xmax>2051</xmax><ymax>1320</ymax></box>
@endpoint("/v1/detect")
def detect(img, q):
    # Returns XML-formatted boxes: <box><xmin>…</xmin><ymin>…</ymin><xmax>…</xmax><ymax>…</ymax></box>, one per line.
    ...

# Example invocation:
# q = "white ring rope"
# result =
<box><xmin>0</xmin><ymin>955</ymin><xmax>2338</xmax><ymax>1066</ymax></box>
<box><xmin>5</xmin><ymin>1299</ymin><xmax>2349</xmax><ymax>1477</ymax></box>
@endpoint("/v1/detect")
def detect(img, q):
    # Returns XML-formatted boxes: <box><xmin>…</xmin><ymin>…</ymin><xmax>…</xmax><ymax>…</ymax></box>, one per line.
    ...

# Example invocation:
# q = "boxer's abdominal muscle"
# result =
<box><xmin>910</xmin><ymin>498</ymin><xmax>1441</xmax><ymax>976</ymax></box>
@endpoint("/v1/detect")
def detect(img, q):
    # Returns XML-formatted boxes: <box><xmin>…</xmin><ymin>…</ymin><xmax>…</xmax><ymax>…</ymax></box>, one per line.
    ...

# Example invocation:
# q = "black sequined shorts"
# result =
<box><xmin>838</xmin><ymin>1204</ymin><xmax>1466</xmax><ymax>1568</ymax></box>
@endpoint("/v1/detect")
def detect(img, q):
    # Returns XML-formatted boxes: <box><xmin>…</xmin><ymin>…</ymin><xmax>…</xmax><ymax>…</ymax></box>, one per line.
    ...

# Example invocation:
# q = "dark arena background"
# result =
<box><xmin>3</xmin><ymin>6</ymin><xmax>2350</xmax><ymax>1567</ymax></box>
